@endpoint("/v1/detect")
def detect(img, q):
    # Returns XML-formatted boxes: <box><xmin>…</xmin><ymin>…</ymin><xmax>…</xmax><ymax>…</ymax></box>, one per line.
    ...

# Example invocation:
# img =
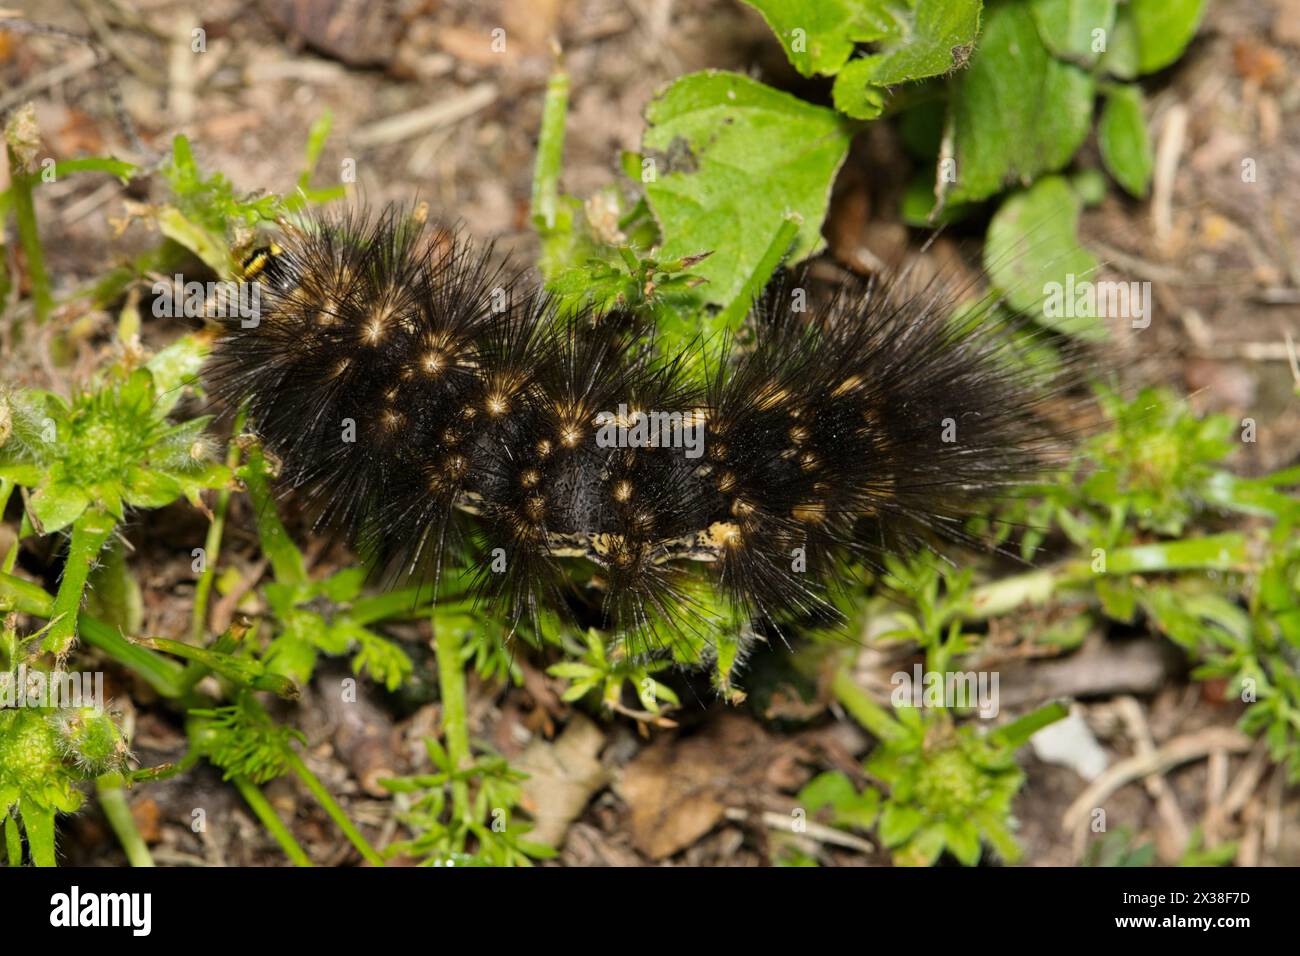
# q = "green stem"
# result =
<box><xmin>233</xmin><ymin>776</ymin><xmax>314</xmax><ymax>867</ymax></box>
<box><xmin>435</xmin><ymin>614</ymin><xmax>472</xmax><ymax>834</ymax></box>
<box><xmin>530</xmin><ymin>64</ymin><xmax>570</xmax><ymax>233</ymax></box>
<box><xmin>831</xmin><ymin>662</ymin><xmax>907</xmax><ymax>744</ymax></box>
<box><xmin>0</xmin><ymin>571</ymin><xmax>187</xmax><ymax>697</ymax></box>
<box><xmin>95</xmin><ymin>776</ymin><xmax>155</xmax><ymax>867</ymax></box>
<box><xmin>44</xmin><ymin>509</ymin><xmax>116</xmax><ymax>656</ymax></box>
<box><xmin>966</xmin><ymin>532</ymin><xmax>1252</xmax><ymax>620</ymax></box>
<box><xmin>715</xmin><ymin>214</ymin><xmax>802</xmax><ymax>333</ymax></box>
<box><xmin>239</xmin><ymin>444</ymin><xmax>307</xmax><ymax>586</ymax></box>
<box><xmin>284</xmin><ymin>750</ymin><xmax>384</xmax><ymax>866</ymax></box>
<box><xmin>191</xmin><ymin>435</ymin><xmax>240</xmax><ymax>644</ymax></box>
<box><xmin>8</xmin><ymin>161</ymin><xmax>52</xmax><ymax>326</ymax></box>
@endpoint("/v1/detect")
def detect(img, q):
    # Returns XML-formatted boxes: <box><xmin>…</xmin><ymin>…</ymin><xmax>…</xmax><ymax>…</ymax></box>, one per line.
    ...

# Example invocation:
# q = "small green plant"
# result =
<box><xmin>381</xmin><ymin>736</ymin><xmax>555</xmax><ymax>867</ymax></box>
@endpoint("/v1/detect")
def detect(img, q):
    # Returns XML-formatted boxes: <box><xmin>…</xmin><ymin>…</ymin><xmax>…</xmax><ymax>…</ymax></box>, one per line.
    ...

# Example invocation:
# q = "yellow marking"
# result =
<box><xmin>520</xmin><ymin>469</ymin><xmax>541</xmax><ymax>489</ymax></box>
<box><xmin>833</xmin><ymin>375</ymin><xmax>865</xmax><ymax>397</ymax></box>
<box><xmin>707</xmin><ymin>521</ymin><xmax>743</xmax><ymax>549</ymax></box>
<box><xmin>536</xmin><ymin>439</ymin><xmax>553</xmax><ymax>458</ymax></box>
<box><xmin>716</xmin><ymin>471</ymin><xmax>737</xmax><ymax>493</ymax></box>
<box><xmin>754</xmin><ymin>382</ymin><xmax>789</xmax><ymax>411</ymax></box>
<box><xmin>799</xmin><ymin>451</ymin><xmax>819</xmax><ymax>472</ymax></box>
<box><xmin>524</xmin><ymin>495</ymin><xmax>546</xmax><ymax>521</ymax></box>
<box><xmin>730</xmin><ymin>497</ymin><xmax>754</xmax><ymax>518</ymax></box>
<box><xmin>560</xmin><ymin>423</ymin><xmax>583</xmax><ymax>447</ymax></box>
<box><xmin>612</xmin><ymin>480</ymin><xmax>633</xmax><ymax>503</ymax></box>
<box><xmin>792</xmin><ymin>501</ymin><xmax>826</xmax><ymax>524</ymax></box>
<box><xmin>363</xmin><ymin>305</ymin><xmax>392</xmax><ymax>344</ymax></box>
<box><xmin>788</xmin><ymin>425</ymin><xmax>809</xmax><ymax>444</ymax></box>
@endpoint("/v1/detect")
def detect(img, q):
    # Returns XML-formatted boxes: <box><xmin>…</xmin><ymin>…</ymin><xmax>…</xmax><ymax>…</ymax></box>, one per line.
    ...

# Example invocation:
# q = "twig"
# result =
<box><xmin>1062</xmin><ymin>726</ymin><xmax>1253</xmax><ymax>851</ymax></box>
<box><xmin>1151</xmin><ymin>104</ymin><xmax>1188</xmax><ymax>246</ymax></box>
<box><xmin>723</xmin><ymin>807</ymin><xmax>875</xmax><ymax>856</ymax></box>
<box><xmin>1115</xmin><ymin>696</ymin><xmax>1187</xmax><ymax>859</ymax></box>
<box><xmin>352</xmin><ymin>83</ymin><xmax>497</xmax><ymax>147</ymax></box>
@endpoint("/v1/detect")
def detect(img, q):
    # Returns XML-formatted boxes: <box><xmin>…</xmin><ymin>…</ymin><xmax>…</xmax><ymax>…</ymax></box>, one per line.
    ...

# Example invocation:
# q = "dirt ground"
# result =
<box><xmin>2</xmin><ymin>0</ymin><xmax>1299</xmax><ymax>866</ymax></box>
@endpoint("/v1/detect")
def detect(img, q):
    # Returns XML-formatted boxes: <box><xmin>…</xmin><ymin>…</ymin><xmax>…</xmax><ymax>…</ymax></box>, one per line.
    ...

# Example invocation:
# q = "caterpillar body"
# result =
<box><xmin>205</xmin><ymin>206</ymin><xmax>1066</xmax><ymax>653</ymax></box>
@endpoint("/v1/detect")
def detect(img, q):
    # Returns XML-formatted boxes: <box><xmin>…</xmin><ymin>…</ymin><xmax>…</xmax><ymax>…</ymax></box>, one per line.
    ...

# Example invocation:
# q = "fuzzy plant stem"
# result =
<box><xmin>434</xmin><ymin>615</ymin><xmax>472</xmax><ymax>833</ymax></box>
<box><xmin>190</xmin><ymin>413</ymin><xmax>245</xmax><ymax>644</ymax></box>
<box><xmin>233</xmin><ymin>776</ymin><xmax>314</xmax><ymax>867</ymax></box>
<box><xmin>831</xmin><ymin>662</ymin><xmax>907</xmax><ymax>744</ymax></box>
<box><xmin>0</xmin><ymin>478</ymin><xmax>16</xmax><ymax>572</ymax></box>
<box><xmin>43</xmin><ymin>509</ymin><xmax>115</xmax><ymax>656</ymax></box>
<box><xmin>530</xmin><ymin>64</ymin><xmax>569</xmax><ymax>232</ymax></box>
<box><xmin>7</xmin><ymin>159</ymin><xmax>52</xmax><ymax>326</ymax></box>
<box><xmin>283</xmin><ymin>750</ymin><xmax>385</xmax><ymax>866</ymax></box>
<box><xmin>95</xmin><ymin>776</ymin><xmax>155</xmax><ymax>867</ymax></box>
<box><xmin>0</xmin><ymin>570</ymin><xmax>186</xmax><ymax>697</ymax></box>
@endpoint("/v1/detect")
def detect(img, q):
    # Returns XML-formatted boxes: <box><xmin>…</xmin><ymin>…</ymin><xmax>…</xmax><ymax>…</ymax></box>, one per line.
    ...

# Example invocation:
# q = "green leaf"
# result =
<box><xmin>944</xmin><ymin>0</ymin><xmax>1095</xmax><ymax>205</ymax></box>
<box><xmin>146</xmin><ymin>334</ymin><xmax>211</xmax><ymax>414</ymax></box>
<box><xmin>1130</xmin><ymin>0</ymin><xmax>1206</xmax><ymax>75</ymax></box>
<box><xmin>830</xmin><ymin>0</ymin><xmax>983</xmax><ymax>119</ymax></box>
<box><xmin>156</xmin><ymin>205</ymin><xmax>229</xmax><ymax>275</ymax></box>
<box><xmin>740</xmin><ymin>0</ymin><xmax>899</xmax><ymax>77</ymax></box>
<box><xmin>942</xmin><ymin>817</ymin><xmax>983</xmax><ymax>865</ymax></box>
<box><xmin>985</xmin><ymin>175</ymin><xmax>1104</xmax><ymax>339</ymax></box>
<box><xmin>1030</xmin><ymin>0</ymin><xmax>1117</xmax><ymax>67</ymax></box>
<box><xmin>50</xmin><ymin>156</ymin><xmax>137</xmax><ymax>184</ymax></box>
<box><xmin>642</xmin><ymin>71</ymin><xmax>853</xmax><ymax>311</ymax></box>
<box><xmin>121</xmin><ymin>467</ymin><xmax>184</xmax><ymax>508</ymax></box>
<box><xmin>28</xmin><ymin>482</ymin><xmax>91</xmax><ymax>534</ymax></box>
<box><xmin>1098</xmin><ymin>6</ymin><xmax>1140</xmax><ymax>79</ymax></box>
<box><xmin>1097</xmin><ymin>83</ymin><xmax>1153</xmax><ymax>198</ymax></box>
<box><xmin>21</xmin><ymin>802</ymin><xmax>57</xmax><ymax>866</ymax></box>
<box><xmin>879</xmin><ymin>802</ymin><xmax>924</xmax><ymax>847</ymax></box>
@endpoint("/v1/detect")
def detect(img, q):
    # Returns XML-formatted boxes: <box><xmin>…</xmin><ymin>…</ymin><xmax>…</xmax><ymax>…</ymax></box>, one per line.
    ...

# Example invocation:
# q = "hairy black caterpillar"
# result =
<box><xmin>205</xmin><ymin>206</ymin><xmax>1069</xmax><ymax>653</ymax></box>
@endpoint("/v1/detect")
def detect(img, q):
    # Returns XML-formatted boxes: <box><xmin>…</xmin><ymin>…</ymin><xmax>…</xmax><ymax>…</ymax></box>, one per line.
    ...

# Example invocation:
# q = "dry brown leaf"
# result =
<box><xmin>516</xmin><ymin>713</ymin><xmax>609</xmax><ymax>849</ymax></box>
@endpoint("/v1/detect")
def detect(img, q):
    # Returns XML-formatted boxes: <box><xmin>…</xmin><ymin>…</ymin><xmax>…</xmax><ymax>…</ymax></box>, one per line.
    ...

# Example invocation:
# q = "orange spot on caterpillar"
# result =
<box><xmin>520</xmin><ymin>469</ymin><xmax>541</xmax><ymax>489</ymax></box>
<box><xmin>792</xmin><ymin>501</ymin><xmax>826</xmax><ymax>524</ymax></box>
<box><xmin>707</xmin><ymin>521</ymin><xmax>743</xmax><ymax>549</ymax></box>
<box><xmin>612</xmin><ymin>480</ymin><xmax>633</xmax><ymax>503</ymax></box>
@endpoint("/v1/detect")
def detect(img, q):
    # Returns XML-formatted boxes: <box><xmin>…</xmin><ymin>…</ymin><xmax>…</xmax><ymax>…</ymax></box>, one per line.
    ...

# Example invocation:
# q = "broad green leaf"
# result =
<box><xmin>942</xmin><ymin>817</ymin><xmax>983</xmax><ymax>866</ymax></box>
<box><xmin>1098</xmin><ymin>83</ymin><xmax>1153</xmax><ymax>198</ymax></box>
<box><xmin>740</xmin><ymin>0</ymin><xmax>899</xmax><ymax>77</ymax></box>
<box><xmin>28</xmin><ymin>482</ymin><xmax>91</xmax><ymax>534</ymax></box>
<box><xmin>1130</xmin><ymin>0</ymin><xmax>1206</xmax><ymax>74</ymax></box>
<box><xmin>1030</xmin><ymin>0</ymin><xmax>1116</xmax><ymax>67</ymax></box>
<box><xmin>642</xmin><ymin>71</ymin><xmax>853</xmax><ymax>311</ymax></box>
<box><xmin>879</xmin><ymin>801</ymin><xmax>924</xmax><ymax>847</ymax></box>
<box><xmin>830</xmin><ymin>0</ymin><xmax>983</xmax><ymax>119</ymax></box>
<box><xmin>1098</xmin><ymin>5</ymin><xmax>1140</xmax><ymax>79</ymax></box>
<box><xmin>944</xmin><ymin>0</ymin><xmax>1094</xmax><ymax>205</ymax></box>
<box><xmin>121</xmin><ymin>467</ymin><xmax>184</xmax><ymax>508</ymax></box>
<box><xmin>985</xmin><ymin>175</ymin><xmax>1104</xmax><ymax>339</ymax></box>
<box><xmin>20</xmin><ymin>802</ymin><xmax>57</xmax><ymax>867</ymax></box>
